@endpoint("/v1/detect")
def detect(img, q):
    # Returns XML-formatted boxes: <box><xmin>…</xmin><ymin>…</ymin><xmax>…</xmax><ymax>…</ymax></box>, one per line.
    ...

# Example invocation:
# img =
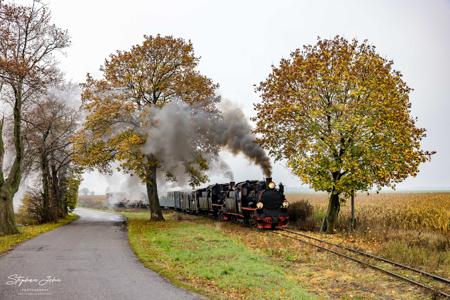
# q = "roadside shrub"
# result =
<box><xmin>288</xmin><ymin>200</ymin><xmax>313</xmax><ymax>222</ymax></box>
<box><xmin>17</xmin><ymin>190</ymin><xmax>46</xmax><ymax>225</ymax></box>
<box><xmin>288</xmin><ymin>200</ymin><xmax>316</xmax><ymax>231</ymax></box>
<box><xmin>65</xmin><ymin>176</ymin><xmax>80</xmax><ymax>212</ymax></box>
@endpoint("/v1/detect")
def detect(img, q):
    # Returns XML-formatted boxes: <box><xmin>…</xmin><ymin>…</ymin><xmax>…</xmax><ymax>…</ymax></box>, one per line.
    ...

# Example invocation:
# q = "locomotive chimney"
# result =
<box><xmin>265</xmin><ymin>177</ymin><xmax>272</xmax><ymax>186</ymax></box>
<box><xmin>229</xmin><ymin>181</ymin><xmax>235</xmax><ymax>190</ymax></box>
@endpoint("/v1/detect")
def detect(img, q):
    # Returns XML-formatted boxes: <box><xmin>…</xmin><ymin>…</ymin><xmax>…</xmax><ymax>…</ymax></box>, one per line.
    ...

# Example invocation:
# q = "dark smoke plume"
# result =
<box><xmin>141</xmin><ymin>100</ymin><xmax>271</xmax><ymax>185</ymax></box>
<box><xmin>215</xmin><ymin>102</ymin><xmax>272</xmax><ymax>176</ymax></box>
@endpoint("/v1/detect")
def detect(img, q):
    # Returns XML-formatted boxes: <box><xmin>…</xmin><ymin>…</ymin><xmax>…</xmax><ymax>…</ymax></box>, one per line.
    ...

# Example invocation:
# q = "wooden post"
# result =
<box><xmin>350</xmin><ymin>190</ymin><xmax>356</xmax><ymax>230</ymax></box>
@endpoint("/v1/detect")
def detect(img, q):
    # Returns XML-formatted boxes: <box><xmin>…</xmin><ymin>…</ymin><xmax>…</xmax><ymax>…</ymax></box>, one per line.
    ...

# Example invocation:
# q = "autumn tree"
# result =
<box><xmin>24</xmin><ymin>89</ymin><xmax>79</xmax><ymax>222</ymax></box>
<box><xmin>0</xmin><ymin>0</ymin><xmax>70</xmax><ymax>234</ymax></box>
<box><xmin>74</xmin><ymin>35</ymin><xmax>219</xmax><ymax>220</ymax></box>
<box><xmin>254</xmin><ymin>36</ymin><xmax>433</xmax><ymax>233</ymax></box>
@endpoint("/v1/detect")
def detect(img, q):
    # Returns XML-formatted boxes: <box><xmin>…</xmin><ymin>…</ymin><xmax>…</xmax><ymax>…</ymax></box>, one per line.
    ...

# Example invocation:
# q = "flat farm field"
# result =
<box><xmin>286</xmin><ymin>192</ymin><xmax>450</xmax><ymax>278</ymax></box>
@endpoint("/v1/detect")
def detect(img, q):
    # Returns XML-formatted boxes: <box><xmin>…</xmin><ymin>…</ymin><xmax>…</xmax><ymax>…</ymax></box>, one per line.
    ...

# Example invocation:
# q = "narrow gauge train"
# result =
<box><xmin>161</xmin><ymin>178</ymin><xmax>289</xmax><ymax>229</ymax></box>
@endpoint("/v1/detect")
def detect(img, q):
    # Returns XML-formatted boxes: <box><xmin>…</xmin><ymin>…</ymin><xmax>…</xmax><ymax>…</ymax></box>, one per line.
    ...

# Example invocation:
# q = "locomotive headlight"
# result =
<box><xmin>282</xmin><ymin>201</ymin><xmax>290</xmax><ymax>208</ymax></box>
<box><xmin>268</xmin><ymin>182</ymin><xmax>276</xmax><ymax>189</ymax></box>
<box><xmin>256</xmin><ymin>202</ymin><xmax>264</xmax><ymax>209</ymax></box>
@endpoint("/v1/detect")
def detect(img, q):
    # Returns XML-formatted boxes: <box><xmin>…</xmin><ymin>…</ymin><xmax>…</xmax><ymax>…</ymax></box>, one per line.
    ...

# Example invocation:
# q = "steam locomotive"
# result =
<box><xmin>162</xmin><ymin>178</ymin><xmax>289</xmax><ymax>229</ymax></box>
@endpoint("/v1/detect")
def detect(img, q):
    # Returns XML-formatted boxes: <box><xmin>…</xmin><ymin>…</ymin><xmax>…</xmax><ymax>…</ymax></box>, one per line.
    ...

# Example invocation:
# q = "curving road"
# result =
<box><xmin>0</xmin><ymin>207</ymin><xmax>201</xmax><ymax>300</ymax></box>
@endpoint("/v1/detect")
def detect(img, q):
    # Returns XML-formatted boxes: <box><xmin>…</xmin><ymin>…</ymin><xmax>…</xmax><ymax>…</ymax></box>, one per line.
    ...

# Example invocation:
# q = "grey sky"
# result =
<box><xmin>41</xmin><ymin>0</ymin><xmax>450</xmax><ymax>192</ymax></box>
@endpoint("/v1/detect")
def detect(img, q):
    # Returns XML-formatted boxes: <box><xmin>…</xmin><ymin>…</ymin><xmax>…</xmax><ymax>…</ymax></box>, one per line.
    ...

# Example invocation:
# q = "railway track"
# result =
<box><xmin>169</xmin><ymin>209</ymin><xmax>450</xmax><ymax>297</ymax></box>
<box><xmin>275</xmin><ymin>229</ymin><xmax>450</xmax><ymax>299</ymax></box>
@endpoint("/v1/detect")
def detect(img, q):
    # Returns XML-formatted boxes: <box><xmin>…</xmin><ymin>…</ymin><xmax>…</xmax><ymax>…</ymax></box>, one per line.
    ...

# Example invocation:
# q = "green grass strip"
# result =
<box><xmin>124</xmin><ymin>212</ymin><xmax>314</xmax><ymax>300</ymax></box>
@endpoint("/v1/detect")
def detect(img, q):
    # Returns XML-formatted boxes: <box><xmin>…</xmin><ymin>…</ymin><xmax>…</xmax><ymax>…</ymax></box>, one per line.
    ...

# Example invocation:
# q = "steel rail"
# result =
<box><xmin>283</xmin><ymin>229</ymin><xmax>450</xmax><ymax>285</ymax></box>
<box><xmin>275</xmin><ymin>231</ymin><xmax>450</xmax><ymax>299</ymax></box>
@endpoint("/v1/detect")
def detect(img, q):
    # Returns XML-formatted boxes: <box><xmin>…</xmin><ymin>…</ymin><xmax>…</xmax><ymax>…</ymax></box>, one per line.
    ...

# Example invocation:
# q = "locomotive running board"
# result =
<box><xmin>223</xmin><ymin>212</ymin><xmax>245</xmax><ymax>218</ymax></box>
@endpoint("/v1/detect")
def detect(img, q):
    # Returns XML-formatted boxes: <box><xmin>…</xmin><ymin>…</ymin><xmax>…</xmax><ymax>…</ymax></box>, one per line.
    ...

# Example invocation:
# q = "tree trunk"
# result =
<box><xmin>0</xmin><ymin>189</ymin><xmax>19</xmax><ymax>235</ymax></box>
<box><xmin>50</xmin><ymin>164</ymin><xmax>64</xmax><ymax>218</ymax></box>
<box><xmin>145</xmin><ymin>155</ymin><xmax>163</xmax><ymax>221</ymax></box>
<box><xmin>0</xmin><ymin>86</ymin><xmax>24</xmax><ymax>234</ymax></box>
<box><xmin>0</xmin><ymin>119</ymin><xmax>17</xmax><ymax>235</ymax></box>
<box><xmin>0</xmin><ymin>86</ymin><xmax>23</xmax><ymax>235</ymax></box>
<box><xmin>0</xmin><ymin>80</ymin><xmax>23</xmax><ymax>235</ymax></box>
<box><xmin>321</xmin><ymin>191</ymin><xmax>340</xmax><ymax>233</ymax></box>
<box><xmin>60</xmin><ymin>173</ymin><xmax>69</xmax><ymax>215</ymax></box>
<box><xmin>57</xmin><ymin>166</ymin><xmax>69</xmax><ymax>215</ymax></box>
<box><xmin>41</xmin><ymin>153</ymin><xmax>52</xmax><ymax>222</ymax></box>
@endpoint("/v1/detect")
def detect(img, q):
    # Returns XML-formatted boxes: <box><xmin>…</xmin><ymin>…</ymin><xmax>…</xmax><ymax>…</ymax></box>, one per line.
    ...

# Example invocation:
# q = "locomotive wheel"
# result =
<box><xmin>243</xmin><ymin>211</ymin><xmax>250</xmax><ymax>225</ymax></box>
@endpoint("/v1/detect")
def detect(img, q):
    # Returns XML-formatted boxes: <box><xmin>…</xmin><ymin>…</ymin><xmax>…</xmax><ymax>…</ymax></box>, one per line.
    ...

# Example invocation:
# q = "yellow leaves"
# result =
<box><xmin>76</xmin><ymin>35</ymin><xmax>218</xmax><ymax>184</ymax></box>
<box><xmin>254</xmin><ymin>36</ymin><xmax>433</xmax><ymax>196</ymax></box>
<box><xmin>112</xmin><ymin>131</ymin><xmax>144</xmax><ymax>160</ymax></box>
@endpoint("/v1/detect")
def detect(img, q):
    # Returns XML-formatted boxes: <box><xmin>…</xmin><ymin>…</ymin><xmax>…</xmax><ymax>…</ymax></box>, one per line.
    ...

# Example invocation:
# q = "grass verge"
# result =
<box><xmin>0</xmin><ymin>213</ymin><xmax>79</xmax><ymax>255</ymax></box>
<box><xmin>123</xmin><ymin>211</ymin><xmax>314</xmax><ymax>300</ymax></box>
<box><xmin>126</xmin><ymin>210</ymin><xmax>442</xmax><ymax>299</ymax></box>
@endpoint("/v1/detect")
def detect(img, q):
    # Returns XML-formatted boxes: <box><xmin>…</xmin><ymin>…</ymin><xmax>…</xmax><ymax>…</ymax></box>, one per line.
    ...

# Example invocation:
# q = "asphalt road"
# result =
<box><xmin>0</xmin><ymin>207</ymin><xmax>201</xmax><ymax>300</ymax></box>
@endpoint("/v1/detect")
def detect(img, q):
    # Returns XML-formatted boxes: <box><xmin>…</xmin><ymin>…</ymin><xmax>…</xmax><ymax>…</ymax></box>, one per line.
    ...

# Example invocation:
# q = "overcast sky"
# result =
<box><xmin>37</xmin><ymin>0</ymin><xmax>450</xmax><ymax>192</ymax></box>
